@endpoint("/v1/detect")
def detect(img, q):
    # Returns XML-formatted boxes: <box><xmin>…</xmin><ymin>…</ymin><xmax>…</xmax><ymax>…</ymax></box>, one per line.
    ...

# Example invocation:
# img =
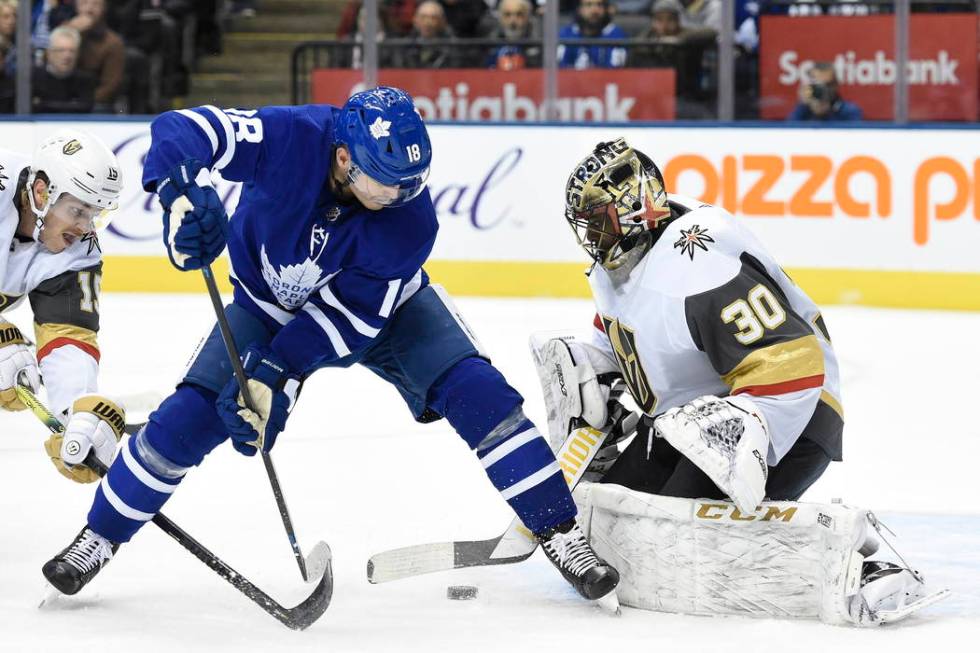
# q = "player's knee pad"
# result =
<box><xmin>428</xmin><ymin>356</ymin><xmax>524</xmax><ymax>450</ymax></box>
<box><xmin>143</xmin><ymin>384</ymin><xmax>229</xmax><ymax>468</ymax></box>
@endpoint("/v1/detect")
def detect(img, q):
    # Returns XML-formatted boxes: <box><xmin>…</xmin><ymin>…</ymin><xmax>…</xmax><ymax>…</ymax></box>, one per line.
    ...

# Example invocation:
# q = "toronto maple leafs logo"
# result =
<box><xmin>369</xmin><ymin>116</ymin><xmax>391</xmax><ymax>140</ymax></box>
<box><xmin>260</xmin><ymin>245</ymin><xmax>327</xmax><ymax>309</ymax></box>
<box><xmin>673</xmin><ymin>224</ymin><xmax>714</xmax><ymax>261</ymax></box>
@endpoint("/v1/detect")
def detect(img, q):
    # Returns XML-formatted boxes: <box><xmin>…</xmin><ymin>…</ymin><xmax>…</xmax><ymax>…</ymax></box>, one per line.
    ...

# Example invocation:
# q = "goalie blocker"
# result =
<box><xmin>573</xmin><ymin>482</ymin><xmax>950</xmax><ymax>626</ymax></box>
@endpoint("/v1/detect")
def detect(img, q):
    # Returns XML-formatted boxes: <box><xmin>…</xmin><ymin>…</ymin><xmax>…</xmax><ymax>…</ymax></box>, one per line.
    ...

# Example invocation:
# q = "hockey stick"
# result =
<box><xmin>366</xmin><ymin>410</ymin><xmax>637</xmax><ymax>584</ymax></box>
<box><xmin>201</xmin><ymin>265</ymin><xmax>330</xmax><ymax>584</ymax></box>
<box><xmin>16</xmin><ymin>379</ymin><xmax>333</xmax><ymax>630</ymax></box>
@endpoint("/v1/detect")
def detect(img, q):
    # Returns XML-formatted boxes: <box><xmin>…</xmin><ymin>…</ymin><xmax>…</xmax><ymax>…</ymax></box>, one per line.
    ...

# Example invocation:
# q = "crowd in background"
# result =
<box><xmin>0</xmin><ymin>0</ymin><xmax>227</xmax><ymax>114</ymax></box>
<box><xmin>2</xmin><ymin>0</ymin><xmax>975</xmax><ymax>118</ymax></box>
<box><xmin>326</xmin><ymin>0</ymin><xmax>977</xmax><ymax>120</ymax></box>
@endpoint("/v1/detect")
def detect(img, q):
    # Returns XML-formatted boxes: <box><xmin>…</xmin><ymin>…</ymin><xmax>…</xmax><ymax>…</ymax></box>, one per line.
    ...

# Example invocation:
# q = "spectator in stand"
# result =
<box><xmin>487</xmin><ymin>0</ymin><xmax>541</xmax><ymax>70</ymax></box>
<box><xmin>439</xmin><ymin>0</ymin><xmax>494</xmax><ymax>38</ymax></box>
<box><xmin>193</xmin><ymin>1</ymin><xmax>223</xmax><ymax>56</ymax></box>
<box><xmin>679</xmin><ymin>0</ymin><xmax>720</xmax><ymax>31</ymax></box>
<box><xmin>632</xmin><ymin>0</ymin><xmax>714</xmax><ymax>116</ymax></box>
<box><xmin>337</xmin><ymin>1</ymin><xmax>395</xmax><ymax>69</ymax></box>
<box><xmin>106</xmin><ymin>1</ymin><xmax>192</xmax><ymax>111</ymax></box>
<box><xmin>337</xmin><ymin>1</ymin><xmax>417</xmax><ymax>39</ymax></box>
<box><xmin>787</xmin><ymin>61</ymin><xmax>862</xmax><ymax>121</ymax></box>
<box><xmin>393</xmin><ymin>0</ymin><xmax>458</xmax><ymax>68</ymax></box>
<box><xmin>32</xmin><ymin>25</ymin><xmax>95</xmax><ymax>112</ymax></box>
<box><xmin>558</xmin><ymin>0</ymin><xmax>627</xmax><ymax>69</ymax></box>
<box><xmin>66</xmin><ymin>0</ymin><xmax>124</xmax><ymax>112</ymax></box>
<box><xmin>0</xmin><ymin>38</ymin><xmax>14</xmax><ymax>112</ymax></box>
<box><xmin>1</xmin><ymin>0</ymin><xmax>16</xmax><ymax>76</ymax></box>
<box><xmin>32</xmin><ymin>0</ymin><xmax>77</xmax><ymax>51</ymax></box>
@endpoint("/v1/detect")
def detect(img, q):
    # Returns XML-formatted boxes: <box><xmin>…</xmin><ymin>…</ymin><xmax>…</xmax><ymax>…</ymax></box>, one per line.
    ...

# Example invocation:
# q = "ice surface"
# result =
<box><xmin>1</xmin><ymin>295</ymin><xmax>977</xmax><ymax>652</ymax></box>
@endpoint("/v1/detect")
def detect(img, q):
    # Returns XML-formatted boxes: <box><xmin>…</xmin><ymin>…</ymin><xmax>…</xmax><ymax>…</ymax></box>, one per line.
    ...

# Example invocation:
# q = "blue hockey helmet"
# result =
<box><xmin>336</xmin><ymin>87</ymin><xmax>432</xmax><ymax>208</ymax></box>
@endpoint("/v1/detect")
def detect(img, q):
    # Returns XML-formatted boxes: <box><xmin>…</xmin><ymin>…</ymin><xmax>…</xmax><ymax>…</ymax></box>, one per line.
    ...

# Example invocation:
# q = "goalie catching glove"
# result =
<box><xmin>216</xmin><ymin>345</ymin><xmax>300</xmax><ymax>456</ymax></box>
<box><xmin>45</xmin><ymin>395</ymin><xmax>126</xmax><ymax>484</ymax></box>
<box><xmin>653</xmin><ymin>394</ymin><xmax>770</xmax><ymax>513</ymax></box>
<box><xmin>0</xmin><ymin>321</ymin><xmax>39</xmax><ymax>411</ymax></box>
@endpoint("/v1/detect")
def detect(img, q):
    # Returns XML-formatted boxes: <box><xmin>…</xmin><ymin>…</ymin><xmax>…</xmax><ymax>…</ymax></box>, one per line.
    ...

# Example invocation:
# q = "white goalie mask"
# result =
<box><xmin>28</xmin><ymin>129</ymin><xmax>123</xmax><ymax>240</ymax></box>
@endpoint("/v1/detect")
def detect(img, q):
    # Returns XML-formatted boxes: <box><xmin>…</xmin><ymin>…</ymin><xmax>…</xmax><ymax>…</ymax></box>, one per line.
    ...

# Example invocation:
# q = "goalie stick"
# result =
<box><xmin>16</xmin><ymin>379</ymin><xmax>333</xmax><ymax>630</ymax></box>
<box><xmin>366</xmin><ymin>409</ymin><xmax>637</xmax><ymax>584</ymax></box>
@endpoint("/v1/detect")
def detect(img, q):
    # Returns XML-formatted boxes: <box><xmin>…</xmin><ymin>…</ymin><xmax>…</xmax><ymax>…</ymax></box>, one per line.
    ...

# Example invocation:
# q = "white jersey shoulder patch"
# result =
<box><xmin>640</xmin><ymin>198</ymin><xmax>748</xmax><ymax>299</ymax></box>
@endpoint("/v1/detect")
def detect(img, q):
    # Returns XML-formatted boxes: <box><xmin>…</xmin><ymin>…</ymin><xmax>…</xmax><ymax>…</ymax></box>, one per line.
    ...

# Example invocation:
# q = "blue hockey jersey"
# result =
<box><xmin>142</xmin><ymin>104</ymin><xmax>438</xmax><ymax>375</ymax></box>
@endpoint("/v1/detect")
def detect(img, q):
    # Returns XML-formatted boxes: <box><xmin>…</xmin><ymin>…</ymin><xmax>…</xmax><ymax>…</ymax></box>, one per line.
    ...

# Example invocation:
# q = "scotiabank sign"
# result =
<box><xmin>760</xmin><ymin>15</ymin><xmax>977</xmax><ymax>121</ymax></box>
<box><xmin>311</xmin><ymin>69</ymin><xmax>676</xmax><ymax>121</ymax></box>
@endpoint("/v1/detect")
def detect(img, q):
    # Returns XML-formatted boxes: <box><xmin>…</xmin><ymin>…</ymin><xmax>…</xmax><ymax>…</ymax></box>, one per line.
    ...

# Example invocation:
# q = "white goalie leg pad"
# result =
<box><xmin>572</xmin><ymin>482</ymin><xmax>879</xmax><ymax>625</ymax></box>
<box><xmin>654</xmin><ymin>394</ymin><xmax>770</xmax><ymax>513</ymax></box>
<box><xmin>529</xmin><ymin>332</ymin><xmax>619</xmax><ymax>449</ymax></box>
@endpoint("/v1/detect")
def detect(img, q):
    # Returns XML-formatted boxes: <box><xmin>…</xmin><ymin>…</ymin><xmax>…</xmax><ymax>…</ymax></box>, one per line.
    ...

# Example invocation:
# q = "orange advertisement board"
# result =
<box><xmin>311</xmin><ymin>68</ymin><xmax>676</xmax><ymax>121</ymax></box>
<box><xmin>760</xmin><ymin>15</ymin><xmax>977</xmax><ymax>121</ymax></box>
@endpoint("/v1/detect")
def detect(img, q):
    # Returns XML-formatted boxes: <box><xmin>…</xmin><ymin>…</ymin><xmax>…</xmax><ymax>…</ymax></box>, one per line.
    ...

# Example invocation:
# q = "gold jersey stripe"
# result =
<box><xmin>820</xmin><ymin>390</ymin><xmax>845</xmax><ymax>420</ymax></box>
<box><xmin>34</xmin><ymin>322</ymin><xmax>99</xmax><ymax>352</ymax></box>
<box><xmin>722</xmin><ymin>335</ymin><xmax>826</xmax><ymax>396</ymax></box>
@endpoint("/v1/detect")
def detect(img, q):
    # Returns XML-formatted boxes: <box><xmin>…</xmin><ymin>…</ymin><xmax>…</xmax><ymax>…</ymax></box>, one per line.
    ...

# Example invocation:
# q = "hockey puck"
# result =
<box><xmin>447</xmin><ymin>585</ymin><xmax>478</xmax><ymax>600</ymax></box>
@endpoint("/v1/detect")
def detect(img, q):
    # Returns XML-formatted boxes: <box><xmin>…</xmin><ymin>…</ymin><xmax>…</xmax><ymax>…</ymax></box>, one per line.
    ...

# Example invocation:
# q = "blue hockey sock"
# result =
<box><xmin>475</xmin><ymin>415</ymin><xmax>576</xmax><ymax>534</ymax></box>
<box><xmin>87</xmin><ymin>384</ymin><xmax>228</xmax><ymax>543</ymax></box>
<box><xmin>87</xmin><ymin>429</ymin><xmax>187</xmax><ymax>543</ymax></box>
<box><xmin>429</xmin><ymin>357</ymin><xmax>576</xmax><ymax>534</ymax></box>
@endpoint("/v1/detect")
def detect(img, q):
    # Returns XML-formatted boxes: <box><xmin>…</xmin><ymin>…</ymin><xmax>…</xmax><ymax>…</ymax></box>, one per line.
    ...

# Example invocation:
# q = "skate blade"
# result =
<box><xmin>594</xmin><ymin>590</ymin><xmax>621</xmax><ymax>616</ymax></box>
<box><xmin>38</xmin><ymin>583</ymin><xmax>65</xmax><ymax>609</ymax></box>
<box><xmin>877</xmin><ymin>588</ymin><xmax>951</xmax><ymax>625</ymax></box>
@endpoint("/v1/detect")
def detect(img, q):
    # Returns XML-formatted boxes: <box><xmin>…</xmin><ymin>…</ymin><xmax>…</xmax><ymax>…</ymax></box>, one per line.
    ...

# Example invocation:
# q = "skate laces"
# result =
<box><xmin>63</xmin><ymin>529</ymin><xmax>114</xmax><ymax>574</ymax></box>
<box><xmin>543</xmin><ymin>524</ymin><xmax>600</xmax><ymax>577</ymax></box>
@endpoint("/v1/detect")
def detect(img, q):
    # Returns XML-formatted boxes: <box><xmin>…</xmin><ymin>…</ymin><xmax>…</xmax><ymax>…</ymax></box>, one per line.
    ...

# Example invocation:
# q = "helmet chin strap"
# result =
<box><xmin>25</xmin><ymin>171</ymin><xmax>53</xmax><ymax>242</ymax></box>
<box><xmin>32</xmin><ymin>216</ymin><xmax>45</xmax><ymax>242</ymax></box>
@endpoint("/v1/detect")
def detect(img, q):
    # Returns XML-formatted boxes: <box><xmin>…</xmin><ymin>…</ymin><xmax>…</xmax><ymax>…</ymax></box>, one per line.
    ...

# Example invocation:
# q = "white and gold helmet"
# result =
<box><xmin>28</xmin><ymin>128</ymin><xmax>123</xmax><ymax>238</ymax></box>
<box><xmin>564</xmin><ymin>138</ymin><xmax>671</xmax><ymax>269</ymax></box>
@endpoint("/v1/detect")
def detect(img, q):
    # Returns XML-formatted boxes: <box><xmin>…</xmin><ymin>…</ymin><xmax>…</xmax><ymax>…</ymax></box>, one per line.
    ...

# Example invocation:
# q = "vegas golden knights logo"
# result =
<box><xmin>62</xmin><ymin>139</ymin><xmax>83</xmax><ymax>156</ymax></box>
<box><xmin>600</xmin><ymin>316</ymin><xmax>657</xmax><ymax>414</ymax></box>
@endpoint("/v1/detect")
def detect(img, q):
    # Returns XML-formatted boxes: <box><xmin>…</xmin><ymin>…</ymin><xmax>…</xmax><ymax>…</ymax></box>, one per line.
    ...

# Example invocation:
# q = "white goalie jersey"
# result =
<box><xmin>587</xmin><ymin>194</ymin><xmax>843</xmax><ymax>465</ymax></box>
<box><xmin>0</xmin><ymin>149</ymin><xmax>103</xmax><ymax>414</ymax></box>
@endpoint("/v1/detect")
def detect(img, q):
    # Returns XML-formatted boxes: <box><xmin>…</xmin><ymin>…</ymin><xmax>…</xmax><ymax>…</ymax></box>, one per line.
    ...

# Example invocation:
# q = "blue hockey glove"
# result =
<box><xmin>216</xmin><ymin>346</ymin><xmax>300</xmax><ymax>456</ymax></box>
<box><xmin>156</xmin><ymin>159</ymin><xmax>229</xmax><ymax>271</ymax></box>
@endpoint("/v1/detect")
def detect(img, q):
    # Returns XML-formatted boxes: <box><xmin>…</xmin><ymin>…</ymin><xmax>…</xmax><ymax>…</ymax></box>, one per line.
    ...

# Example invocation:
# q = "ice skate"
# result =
<box><xmin>849</xmin><ymin>560</ymin><xmax>951</xmax><ymax>626</ymax></box>
<box><xmin>42</xmin><ymin>527</ymin><xmax>119</xmax><ymax>596</ymax></box>
<box><xmin>538</xmin><ymin>519</ymin><xmax>620</xmax><ymax>601</ymax></box>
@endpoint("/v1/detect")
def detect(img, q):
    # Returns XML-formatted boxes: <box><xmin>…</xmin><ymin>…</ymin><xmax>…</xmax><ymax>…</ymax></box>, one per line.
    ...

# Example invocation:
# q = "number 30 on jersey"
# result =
<box><xmin>720</xmin><ymin>284</ymin><xmax>786</xmax><ymax>345</ymax></box>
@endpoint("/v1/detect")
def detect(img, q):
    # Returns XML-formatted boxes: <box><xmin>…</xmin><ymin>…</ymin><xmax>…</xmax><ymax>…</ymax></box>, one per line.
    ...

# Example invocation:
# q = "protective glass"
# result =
<box><xmin>348</xmin><ymin>163</ymin><xmax>430</xmax><ymax>208</ymax></box>
<box><xmin>50</xmin><ymin>192</ymin><xmax>113</xmax><ymax>232</ymax></box>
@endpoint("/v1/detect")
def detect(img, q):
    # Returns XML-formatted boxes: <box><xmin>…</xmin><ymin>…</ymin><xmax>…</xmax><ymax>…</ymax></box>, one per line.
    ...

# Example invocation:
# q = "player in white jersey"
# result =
<box><xmin>0</xmin><ymin>129</ymin><xmax>126</xmax><ymax>484</ymax></box>
<box><xmin>530</xmin><ymin>138</ymin><xmax>945</xmax><ymax>626</ymax></box>
<box><xmin>546</xmin><ymin>137</ymin><xmax>842</xmax><ymax>504</ymax></box>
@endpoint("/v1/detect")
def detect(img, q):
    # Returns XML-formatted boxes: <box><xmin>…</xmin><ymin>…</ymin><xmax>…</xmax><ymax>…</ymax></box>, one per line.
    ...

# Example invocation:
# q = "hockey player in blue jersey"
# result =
<box><xmin>41</xmin><ymin>87</ymin><xmax>619</xmax><ymax>605</ymax></box>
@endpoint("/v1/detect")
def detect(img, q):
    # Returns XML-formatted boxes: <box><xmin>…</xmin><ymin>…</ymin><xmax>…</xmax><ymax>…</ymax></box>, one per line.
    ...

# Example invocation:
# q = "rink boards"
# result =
<box><xmin>2</xmin><ymin>118</ymin><xmax>978</xmax><ymax>310</ymax></box>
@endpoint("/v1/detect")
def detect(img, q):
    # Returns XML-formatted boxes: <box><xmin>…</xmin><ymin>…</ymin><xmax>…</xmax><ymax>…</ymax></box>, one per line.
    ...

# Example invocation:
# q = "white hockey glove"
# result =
<box><xmin>0</xmin><ymin>321</ymin><xmax>40</xmax><ymax>411</ymax></box>
<box><xmin>45</xmin><ymin>395</ymin><xmax>126</xmax><ymax>484</ymax></box>
<box><xmin>530</xmin><ymin>333</ymin><xmax>622</xmax><ymax>449</ymax></box>
<box><xmin>653</xmin><ymin>395</ymin><xmax>770</xmax><ymax>513</ymax></box>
